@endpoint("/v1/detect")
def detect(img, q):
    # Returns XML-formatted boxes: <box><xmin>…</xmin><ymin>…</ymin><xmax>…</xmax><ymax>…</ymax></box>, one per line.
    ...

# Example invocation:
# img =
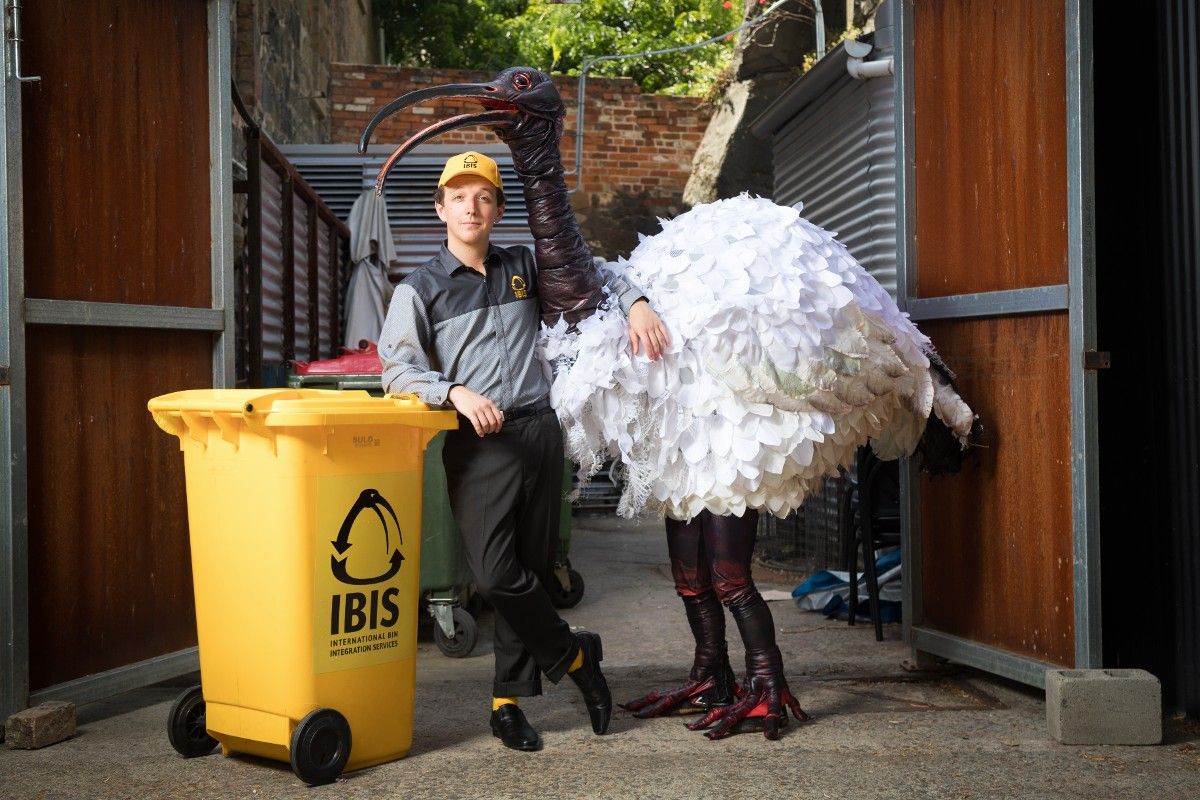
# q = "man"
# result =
<box><xmin>379</xmin><ymin>151</ymin><xmax>669</xmax><ymax>751</ymax></box>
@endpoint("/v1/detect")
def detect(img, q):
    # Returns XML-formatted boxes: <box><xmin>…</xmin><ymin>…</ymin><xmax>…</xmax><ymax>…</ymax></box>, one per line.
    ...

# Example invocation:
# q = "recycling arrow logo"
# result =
<box><xmin>331</xmin><ymin>488</ymin><xmax>404</xmax><ymax>585</ymax></box>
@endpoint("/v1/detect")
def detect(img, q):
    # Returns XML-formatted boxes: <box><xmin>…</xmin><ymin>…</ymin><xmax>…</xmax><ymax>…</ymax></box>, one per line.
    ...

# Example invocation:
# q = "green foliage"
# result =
<box><xmin>374</xmin><ymin>0</ymin><xmax>745</xmax><ymax>96</ymax></box>
<box><xmin>507</xmin><ymin>0</ymin><xmax>742</xmax><ymax>95</ymax></box>
<box><xmin>373</xmin><ymin>0</ymin><xmax>530</xmax><ymax>74</ymax></box>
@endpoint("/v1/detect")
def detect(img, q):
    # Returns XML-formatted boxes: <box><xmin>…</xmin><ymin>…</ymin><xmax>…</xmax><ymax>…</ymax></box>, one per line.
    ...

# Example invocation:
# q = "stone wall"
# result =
<box><xmin>234</xmin><ymin>0</ymin><xmax>378</xmax><ymax>144</ymax></box>
<box><xmin>329</xmin><ymin>65</ymin><xmax>715</xmax><ymax>260</ymax></box>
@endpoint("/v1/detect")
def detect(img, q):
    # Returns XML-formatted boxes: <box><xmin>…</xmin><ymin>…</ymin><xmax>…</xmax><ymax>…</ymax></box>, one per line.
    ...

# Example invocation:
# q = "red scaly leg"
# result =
<box><xmin>623</xmin><ymin>520</ymin><xmax>738</xmax><ymax>718</ymax></box>
<box><xmin>685</xmin><ymin>510</ymin><xmax>812</xmax><ymax>740</ymax></box>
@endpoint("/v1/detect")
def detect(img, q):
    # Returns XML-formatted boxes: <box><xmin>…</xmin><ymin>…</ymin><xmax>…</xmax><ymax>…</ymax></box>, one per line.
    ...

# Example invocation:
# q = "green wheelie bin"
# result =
<box><xmin>547</xmin><ymin>460</ymin><xmax>585</xmax><ymax>608</ymax></box>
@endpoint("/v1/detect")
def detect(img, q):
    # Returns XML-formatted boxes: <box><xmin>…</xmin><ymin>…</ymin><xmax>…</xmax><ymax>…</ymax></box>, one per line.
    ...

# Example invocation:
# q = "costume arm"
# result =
<box><xmin>378</xmin><ymin>283</ymin><xmax>457</xmax><ymax>406</ymax></box>
<box><xmin>598</xmin><ymin>259</ymin><xmax>647</xmax><ymax>315</ymax></box>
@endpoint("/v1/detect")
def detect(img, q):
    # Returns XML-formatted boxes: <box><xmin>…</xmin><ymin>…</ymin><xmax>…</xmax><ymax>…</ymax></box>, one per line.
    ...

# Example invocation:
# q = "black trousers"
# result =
<box><xmin>441</xmin><ymin>408</ymin><xmax>578</xmax><ymax>697</ymax></box>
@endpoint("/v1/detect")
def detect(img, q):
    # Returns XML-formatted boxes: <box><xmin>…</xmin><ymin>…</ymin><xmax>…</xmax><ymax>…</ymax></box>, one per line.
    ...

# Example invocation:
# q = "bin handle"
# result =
<box><xmin>179</xmin><ymin>411</ymin><xmax>209</xmax><ymax>448</ymax></box>
<box><xmin>210</xmin><ymin>411</ymin><xmax>242</xmax><ymax>449</ymax></box>
<box><xmin>149</xmin><ymin>410</ymin><xmax>188</xmax><ymax>440</ymax></box>
<box><xmin>383</xmin><ymin>393</ymin><xmax>460</xmax><ymax>431</ymax></box>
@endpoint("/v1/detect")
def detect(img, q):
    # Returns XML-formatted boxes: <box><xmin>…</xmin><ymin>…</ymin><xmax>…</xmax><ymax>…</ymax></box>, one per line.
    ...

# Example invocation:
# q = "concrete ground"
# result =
<box><xmin>3</xmin><ymin>515</ymin><xmax>1200</xmax><ymax>799</ymax></box>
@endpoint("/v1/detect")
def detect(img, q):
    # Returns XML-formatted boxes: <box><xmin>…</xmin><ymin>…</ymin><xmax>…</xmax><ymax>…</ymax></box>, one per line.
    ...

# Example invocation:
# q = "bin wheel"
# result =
<box><xmin>290</xmin><ymin>708</ymin><xmax>352</xmax><ymax>786</ymax></box>
<box><xmin>167</xmin><ymin>685</ymin><xmax>218</xmax><ymax>758</ymax></box>
<box><xmin>549</xmin><ymin>568</ymin><xmax>585</xmax><ymax>609</ymax></box>
<box><xmin>433</xmin><ymin>607</ymin><xmax>477</xmax><ymax>658</ymax></box>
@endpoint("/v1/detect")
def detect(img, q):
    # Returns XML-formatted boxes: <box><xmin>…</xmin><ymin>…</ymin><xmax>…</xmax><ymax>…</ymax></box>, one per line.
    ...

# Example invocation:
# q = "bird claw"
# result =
<box><xmin>620</xmin><ymin>674</ymin><xmax>734</xmax><ymax>718</ymax></box>
<box><xmin>691</xmin><ymin>675</ymin><xmax>810</xmax><ymax>740</ymax></box>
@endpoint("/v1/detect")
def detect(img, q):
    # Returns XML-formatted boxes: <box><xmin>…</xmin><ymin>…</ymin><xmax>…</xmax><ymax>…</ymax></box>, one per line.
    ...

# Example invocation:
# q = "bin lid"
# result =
<box><xmin>148</xmin><ymin>388</ymin><xmax>457</xmax><ymax>431</ymax></box>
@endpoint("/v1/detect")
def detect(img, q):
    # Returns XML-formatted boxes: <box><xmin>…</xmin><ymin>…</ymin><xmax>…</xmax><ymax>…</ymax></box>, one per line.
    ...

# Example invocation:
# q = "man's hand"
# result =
<box><xmin>628</xmin><ymin>299</ymin><xmax>671</xmax><ymax>361</ymax></box>
<box><xmin>448</xmin><ymin>385</ymin><xmax>504</xmax><ymax>436</ymax></box>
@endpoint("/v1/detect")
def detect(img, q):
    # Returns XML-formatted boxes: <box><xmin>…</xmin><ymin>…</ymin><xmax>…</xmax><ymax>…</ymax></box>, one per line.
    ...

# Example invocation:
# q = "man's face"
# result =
<box><xmin>435</xmin><ymin>175</ymin><xmax>503</xmax><ymax>249</ymax></box>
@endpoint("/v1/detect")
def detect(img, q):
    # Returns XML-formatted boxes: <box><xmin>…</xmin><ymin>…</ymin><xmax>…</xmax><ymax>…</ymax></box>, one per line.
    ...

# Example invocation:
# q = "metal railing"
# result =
<box><xmin>233</xmin><ymin>82</ymin><xmax>351</xmax><ymax>387</ymax></box>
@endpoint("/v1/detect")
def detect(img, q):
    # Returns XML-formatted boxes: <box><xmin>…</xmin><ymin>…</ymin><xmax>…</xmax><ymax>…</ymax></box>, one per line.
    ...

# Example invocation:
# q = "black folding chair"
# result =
<box><xmin>840</xmin><ymin>448</ymin><xmax>902</xmax><ymax>641</ymax></box>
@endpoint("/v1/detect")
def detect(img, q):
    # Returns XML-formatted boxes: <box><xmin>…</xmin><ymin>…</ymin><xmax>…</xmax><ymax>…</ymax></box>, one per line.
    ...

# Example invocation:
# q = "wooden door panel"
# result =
<box><xmin>919</xmin><ymin>314</ymin><xmax>1075</xmax><ymax>666</ymax></box>
<box><xmin>914</xmin><ymin>0</ymin><xmax>1068</xmax><ymax>297</ymax></box>
<box><xmin>21</xmin><ymin>0</ymin><xmax>210</xmax><ymax>307</ymax></box>
<box><xmin>26</xmin><ymin>327</ymin><xmax>211</xmax><ymax>689</ymax></box>
<box><xmin>19</xmin><ymin>0</ymin><xmax>213</xmax><ymax>689</ymax></box>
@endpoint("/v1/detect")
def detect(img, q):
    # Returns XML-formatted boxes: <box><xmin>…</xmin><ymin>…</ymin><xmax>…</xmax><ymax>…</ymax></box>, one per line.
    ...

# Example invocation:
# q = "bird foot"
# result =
<box><xmin>686</xmin><ymin>674</ymin><xmax>810</xmax><ymax>740</ymax></box>
<box><xmin>620</xmin><ymin>672</ymin><xmax>737</xmax><ymax>718</ymax></box>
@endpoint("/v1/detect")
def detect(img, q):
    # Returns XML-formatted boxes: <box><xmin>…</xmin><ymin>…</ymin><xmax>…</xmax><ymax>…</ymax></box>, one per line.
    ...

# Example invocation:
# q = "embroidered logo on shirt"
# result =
<box><xmin>510</xmin><ymin>275</ymin><xmax>528</xmax><ymax>299</ymax></box>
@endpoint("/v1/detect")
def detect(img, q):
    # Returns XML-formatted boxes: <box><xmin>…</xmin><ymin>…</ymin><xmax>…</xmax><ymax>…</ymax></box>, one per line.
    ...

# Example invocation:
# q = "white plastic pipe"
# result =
<box><xmin>846</xmin><ymin>57</ymin><xmax>894</xmax><ymax>79</ymax></box>
<box><xmin>844</xmin><ymin>39</ymin><xmax>894</xmax><ymax>80</ymax></box>
<box><xmin>813</xmin><ymin>0</ymin><xmax>826</xmax><ymax>57</ymax></box>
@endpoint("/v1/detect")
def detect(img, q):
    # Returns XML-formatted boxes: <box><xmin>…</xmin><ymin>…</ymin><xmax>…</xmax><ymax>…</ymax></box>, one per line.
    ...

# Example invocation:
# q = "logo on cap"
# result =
<box><xmin>438</xmin><ymin>151</ymin><xmax>502</xmax><ymax>190</ymax></box>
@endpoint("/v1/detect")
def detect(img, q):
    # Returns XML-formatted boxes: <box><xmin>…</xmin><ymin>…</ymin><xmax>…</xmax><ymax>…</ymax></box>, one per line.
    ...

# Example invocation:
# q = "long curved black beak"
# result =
<box><xmin>369</xmin><ymin>109</ymin><xmax>516</xmax><ymax>196</ymax></box>
<box><xmin>358</xmin><ymin>82</ymin><xmax>517</xmax><ymax>195</ymax></box>
<box><xmin>358</xmin><ymin>82</ymin><xmax>500</xmax><ymax>153</ymax></box>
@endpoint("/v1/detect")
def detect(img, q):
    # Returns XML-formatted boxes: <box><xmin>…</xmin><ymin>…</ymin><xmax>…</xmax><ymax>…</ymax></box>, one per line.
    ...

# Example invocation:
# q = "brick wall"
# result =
<box><xmin>330</xmin><ymin>65</ymin><xmax>714</xmax><ymax>259</ymax></box>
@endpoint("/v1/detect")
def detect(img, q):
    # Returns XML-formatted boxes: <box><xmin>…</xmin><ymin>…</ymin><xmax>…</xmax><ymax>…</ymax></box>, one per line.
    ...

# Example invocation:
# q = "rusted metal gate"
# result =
<box><xmin>1</xmin><ymin>0</ymin><xmax>235</xmax><ymax>717</ymax></box>
<box><xmin>896</xmin><ymin>0</ymin><xmax>1097</xmax><ymax>684</ymax></box>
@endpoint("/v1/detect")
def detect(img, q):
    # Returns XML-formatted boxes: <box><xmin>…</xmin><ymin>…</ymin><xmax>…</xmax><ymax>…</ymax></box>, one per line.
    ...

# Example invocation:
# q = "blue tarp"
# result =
<box><xmin>792</xmin><ymin>547</ymin><xmax>901</xmax><ymax>622</ymax></box>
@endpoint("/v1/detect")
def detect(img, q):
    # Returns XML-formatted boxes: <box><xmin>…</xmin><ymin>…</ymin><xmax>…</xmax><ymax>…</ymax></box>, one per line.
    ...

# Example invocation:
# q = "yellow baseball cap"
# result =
<box><xmin>437</xmin><ymin>150</ymin><xmax>504</xmax><ymax>190</ymax></box>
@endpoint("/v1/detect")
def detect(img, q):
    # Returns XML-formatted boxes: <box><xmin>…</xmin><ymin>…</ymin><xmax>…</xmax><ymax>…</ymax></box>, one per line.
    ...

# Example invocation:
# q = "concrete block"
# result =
<box><xmin>1045</xmin><ymin>669</ymin><xmax>1161</xmax><ymax>745</ymax></box>
<box><xmin>4</xmin><ymin>701</ymin><xmax>76</xmax><ymax>749</ymax></box>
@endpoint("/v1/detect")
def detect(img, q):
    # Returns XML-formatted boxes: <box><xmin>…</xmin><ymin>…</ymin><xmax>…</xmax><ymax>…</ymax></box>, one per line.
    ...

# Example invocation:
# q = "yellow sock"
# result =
<box><xmin>492</xmin><ymin>697</ymin><xmax>518</xmax><ymax>711</ymax></box>
<box><xmin>567</xmin><ymin>648</ymin><xmax>584</xmax><ymax>673</ymax></box>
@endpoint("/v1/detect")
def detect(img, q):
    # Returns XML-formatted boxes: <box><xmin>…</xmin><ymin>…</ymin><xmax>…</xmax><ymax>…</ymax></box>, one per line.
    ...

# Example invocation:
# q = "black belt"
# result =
<box><xmin>453</xmin><ymin>399</ymin><xmax>552</xmax><ymax>430</ymax></box>
<box><xmin>503</xmin><ymin>399</ymin><xmax>553</xmax><ymax>422</ymax></box>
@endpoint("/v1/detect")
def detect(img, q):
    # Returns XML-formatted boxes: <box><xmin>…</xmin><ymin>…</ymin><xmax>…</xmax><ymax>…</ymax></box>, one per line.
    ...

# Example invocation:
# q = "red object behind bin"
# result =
<box><xmin>293</xmin><ymin>342</ymin><xmax>383</xmax><ymax>375</ymax></box>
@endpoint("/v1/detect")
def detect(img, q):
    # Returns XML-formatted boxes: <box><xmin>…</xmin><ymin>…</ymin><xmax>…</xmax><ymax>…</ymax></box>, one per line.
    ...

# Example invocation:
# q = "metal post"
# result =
<box><xmin>813</xmin><ymin>0</ymin><xmax>826</xmax><ymax>57</ymax></box>
<box><xmin>893</xmin><ymin>0</ymin><xmax>922</xmax><ymax>647</ymax></box>
<box><xmin>327</xmin><ymin>221</ymin><xmax>341</xmax><ymax>354</ymax></box>
<box><xmin>0</xmin><ymin>0</ymin><xmax>29</xmax><ymax>721</ymax></box>
<box><xmin>245</xmin><ymin>126</ymin><xmax>264</xmax><ymax>387</ymax></box>
<box><xmin>209</xmin><ymin>0</ymin><xmax>234</xmax><ymax>388</ymax></box>
<box><xmin>1066</xmin><ymin>0</ymin><xmax>1101</xmax><ymax>667</ymax></box>
<box><xmin>281</xmin><ymin>170</ymin><xmax>295</xmax><ymax>366</ymax></box>
<box><xmin>307</xmin><ymin>201</ymin><xmax>319</xmax><ymax>360</ymax></box>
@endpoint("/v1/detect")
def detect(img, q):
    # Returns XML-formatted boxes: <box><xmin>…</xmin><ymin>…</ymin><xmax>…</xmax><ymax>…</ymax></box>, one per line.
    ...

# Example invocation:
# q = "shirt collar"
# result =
<box><xmin>435</xmin><ymin>242</ymin><xmax>502</xmax><ymax>275</ymax></box>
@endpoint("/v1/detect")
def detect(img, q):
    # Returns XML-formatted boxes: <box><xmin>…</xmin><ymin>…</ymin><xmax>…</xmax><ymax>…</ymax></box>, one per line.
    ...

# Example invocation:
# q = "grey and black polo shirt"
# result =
<box><xmin>380</xmin><ymin>243</ymin><xmax>644</xmax><ymax>411</ymax></box>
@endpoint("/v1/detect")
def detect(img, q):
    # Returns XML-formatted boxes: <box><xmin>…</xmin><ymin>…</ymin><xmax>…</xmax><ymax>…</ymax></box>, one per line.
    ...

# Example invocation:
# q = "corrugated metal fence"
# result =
<box><xmin>752</xmin><ymin>16</ymin><xmax>898</xmax><ymax>576</ymax></box>
<box><xmin>773</xmin><ymin>55</ymin><xmax>897</xmax><ymax>296</ymax></box>
<box><xmin>239</xmin><ymin>132</ymin><xmax>350</xmax><ymax>387</ymax></box>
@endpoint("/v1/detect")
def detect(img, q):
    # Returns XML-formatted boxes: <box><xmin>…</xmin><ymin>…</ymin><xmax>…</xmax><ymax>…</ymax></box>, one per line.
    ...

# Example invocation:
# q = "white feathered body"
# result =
<box><xmin>541</xmin><ymin>195</ymin><xmax>975</xmax><ymax>521</ymax></box>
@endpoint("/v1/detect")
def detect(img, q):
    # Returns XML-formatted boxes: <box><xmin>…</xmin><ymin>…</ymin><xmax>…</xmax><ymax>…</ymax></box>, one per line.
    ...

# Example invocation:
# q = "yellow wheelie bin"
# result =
<box><xmin>148</xmin><ymin>389</ymin><xmax>456</xmax><ymax>785</ymax></box>
<box><xmin>286</xmin><ymin>369</ymin><xmax>480</xmax><ymax>658</ymax></box>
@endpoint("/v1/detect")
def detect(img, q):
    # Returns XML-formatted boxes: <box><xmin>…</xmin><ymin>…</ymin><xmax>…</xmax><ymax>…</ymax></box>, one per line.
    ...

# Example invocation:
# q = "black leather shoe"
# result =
<box><xmin>489</xmin><ymin>704</ymin><xmax>542</xmax><ymax>752</ymax></box>
<box><xmin>568</xmin><ymin>631</ymin><xmax>612</xmax><ymax>735</ymax></box>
